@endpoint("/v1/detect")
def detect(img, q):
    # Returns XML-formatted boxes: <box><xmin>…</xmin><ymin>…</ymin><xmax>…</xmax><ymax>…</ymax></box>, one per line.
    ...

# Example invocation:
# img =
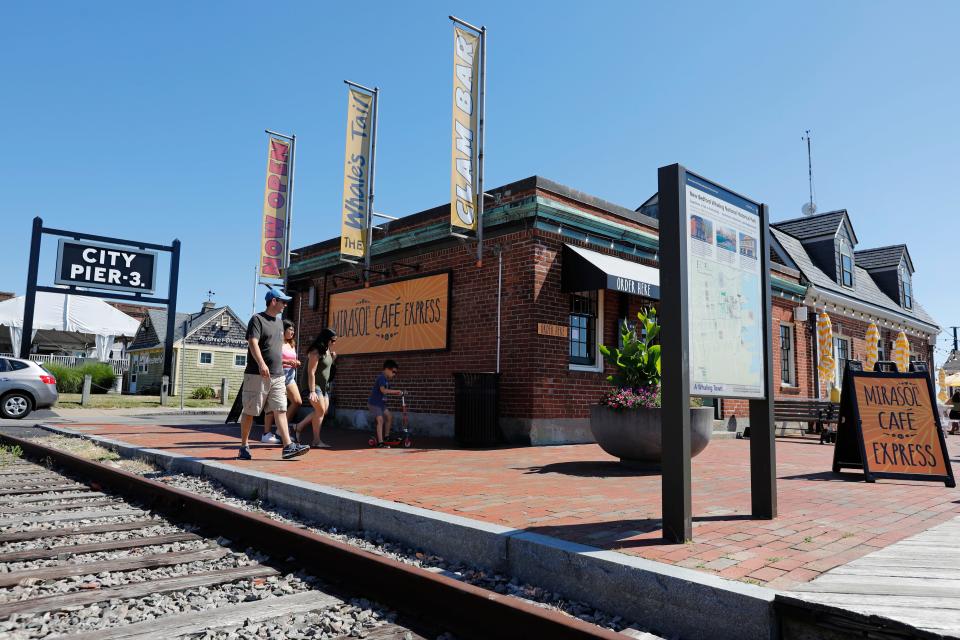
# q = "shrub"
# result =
<box><xmin>599</xmin><ymin>307</ymin><xmax>661</xmax><ymax>390</ymax></box>
<box><xmin>44</xmin><ymin>362</ymin><xmax>115</xmax><ymax>394</ymax></box>
<box><xmin>191</xmin><ymin>386</ymin><xmax>215</xmax><ymax>400</ymax></box>
<box><xmin>600</xmin><ymin>386</ymin><xmax>662</xmax><ymax>410</ymax></box>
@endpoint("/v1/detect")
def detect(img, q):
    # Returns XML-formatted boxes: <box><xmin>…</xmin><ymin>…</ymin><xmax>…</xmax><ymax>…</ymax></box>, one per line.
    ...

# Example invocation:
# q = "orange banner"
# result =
<box><xmin>853</xmin><ymin>375</ymin><xmax>948</xmax><ymax>476</ymax></box>
<box><xmin>260</xmin><ymin>136</ymin><xmax>291</xmax><ymax>278</ymax></box>
<box><xmin>328</xmin><ymin>273</ymin><xmax>449</xmax><ymax>354</ymax></box>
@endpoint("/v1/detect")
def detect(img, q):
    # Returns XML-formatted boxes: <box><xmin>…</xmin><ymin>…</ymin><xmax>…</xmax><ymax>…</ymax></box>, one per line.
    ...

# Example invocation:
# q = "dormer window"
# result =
<box><xmin>900</xmin><ymin>265</ymin><xmax>913</xmax><ymax>309</ymax></box>
<box><xmin>837</xmin><ymin>233</ymin><xmax>854</xmax><ymax>288</ymax></box>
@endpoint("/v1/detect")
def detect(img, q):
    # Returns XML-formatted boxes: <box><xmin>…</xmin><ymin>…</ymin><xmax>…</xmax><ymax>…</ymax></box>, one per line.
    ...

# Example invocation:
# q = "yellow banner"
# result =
<box><xmin>259</xmin><ymin>137</ymin><xmax>291</xmax><ymax>278</ymax></box>
<box><xmin>328</xmin><ymin>273</ymin><xmax>449</xmax><ymax>354</ymax></box>
<box><xmin>450</xmin><ymin>26</ymin><xmax>480</xmax><ymax>235</ymax></box>
<box><xmin>340</xmin><ymin>88</ymin><xmax>374</xmax><ymax>260</ymax></box>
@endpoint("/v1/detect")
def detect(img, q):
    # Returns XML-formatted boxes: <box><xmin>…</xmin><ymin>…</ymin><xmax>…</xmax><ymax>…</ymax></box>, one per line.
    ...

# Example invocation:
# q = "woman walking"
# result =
<box><xmin>295</xmin><ymin>328</ymin><xmax>337</xmax><ymax>448</ymax></box>
<box><xmin>261</xmin><ymin>320</ymin><xmax>302</xmax><ymax>443</ymax></box>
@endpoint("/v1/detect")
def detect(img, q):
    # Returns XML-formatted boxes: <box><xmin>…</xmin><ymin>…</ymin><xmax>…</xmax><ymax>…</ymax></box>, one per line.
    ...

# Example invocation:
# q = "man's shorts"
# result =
<box><xmin>242</xmin><ymin>374</ymin><xmax>288</xmax><ymax>416</ymax></box>
<box><xmin>368</xmin><ymin>403</ymin><xmax>390</xmax><ymax>419</ymax></box>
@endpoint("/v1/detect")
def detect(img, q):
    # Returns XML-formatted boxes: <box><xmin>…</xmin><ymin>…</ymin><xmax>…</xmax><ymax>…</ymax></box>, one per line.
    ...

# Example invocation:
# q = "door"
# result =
<box><xmin>129</xmin><ymin>373</ymin><xmax>137</xmax><ymax>394</ymax></box>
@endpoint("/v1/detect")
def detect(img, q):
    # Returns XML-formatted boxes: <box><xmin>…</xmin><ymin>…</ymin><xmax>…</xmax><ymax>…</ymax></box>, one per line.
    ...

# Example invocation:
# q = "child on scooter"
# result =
<box><xmin>368</xmin><ymin>359</ymin><xmax>404</xmax><ymax>447</ymax></box>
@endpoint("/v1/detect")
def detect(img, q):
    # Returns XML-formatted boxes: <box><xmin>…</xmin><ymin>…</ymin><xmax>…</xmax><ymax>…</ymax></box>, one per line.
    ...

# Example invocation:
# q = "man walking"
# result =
<box><xmin>238</xmin><ymin>287</ymin><xmax>308</xmax><ymax>460</ymax></box>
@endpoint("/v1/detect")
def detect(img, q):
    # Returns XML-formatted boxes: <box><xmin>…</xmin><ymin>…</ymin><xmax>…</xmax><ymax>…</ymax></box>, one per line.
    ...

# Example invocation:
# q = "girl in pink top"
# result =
<box><xmin>262</xmin><ymin>320</ymin><xmax>302</xmax><ymax>443</ymax></box>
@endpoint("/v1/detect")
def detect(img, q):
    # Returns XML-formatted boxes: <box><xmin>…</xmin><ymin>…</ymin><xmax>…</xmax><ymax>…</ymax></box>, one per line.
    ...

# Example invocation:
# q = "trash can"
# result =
<box><xmin>454</xmin><ymin>372</ymin><xmax>502</xmax><ymax>447</ymax></box>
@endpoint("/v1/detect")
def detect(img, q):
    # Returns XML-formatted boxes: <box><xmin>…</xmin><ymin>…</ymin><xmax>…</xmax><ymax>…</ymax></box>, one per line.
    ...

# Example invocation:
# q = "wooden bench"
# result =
<box><xmin>742</xmin><ymin>398</ymin><xmax>839</xmax><ymax>443</ymax></box>
<box><xmin>774</xmin><ymin>398</ymin><xmax>839</xmax><ymax>443</ymax></box>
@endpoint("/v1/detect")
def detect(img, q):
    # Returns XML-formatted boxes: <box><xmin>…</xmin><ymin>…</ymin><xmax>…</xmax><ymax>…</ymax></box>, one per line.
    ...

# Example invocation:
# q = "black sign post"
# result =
<box><xmin>658</xmin><ymin>164</ymin><xmax>776</xmax><ymax>542</ymax></box>
<box><xmin>21</xmin><ymin>217</ymin><xmax>181</xmax><ymax>382</ymax></box>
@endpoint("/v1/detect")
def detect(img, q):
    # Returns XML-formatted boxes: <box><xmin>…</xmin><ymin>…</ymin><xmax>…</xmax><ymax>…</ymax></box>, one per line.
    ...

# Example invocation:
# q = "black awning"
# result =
<box><xmin>561</xmin><ymin>244</ymin><xmax>660</xmax><ymax>299</ymax></box>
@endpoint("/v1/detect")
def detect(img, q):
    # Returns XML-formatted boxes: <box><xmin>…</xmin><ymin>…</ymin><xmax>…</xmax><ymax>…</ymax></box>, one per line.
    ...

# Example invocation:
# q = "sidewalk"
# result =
<box><xmin>48</xmin><ymin>419</ymin><xmax>960</xmax><ymax>591</ymax></box>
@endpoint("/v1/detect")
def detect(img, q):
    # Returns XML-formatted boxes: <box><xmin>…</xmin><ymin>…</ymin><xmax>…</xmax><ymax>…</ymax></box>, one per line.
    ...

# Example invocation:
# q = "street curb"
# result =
<box><xmin>38</xmin><ymin>423</ymin><xmax>777</xmax><ymax>640</ymax></box>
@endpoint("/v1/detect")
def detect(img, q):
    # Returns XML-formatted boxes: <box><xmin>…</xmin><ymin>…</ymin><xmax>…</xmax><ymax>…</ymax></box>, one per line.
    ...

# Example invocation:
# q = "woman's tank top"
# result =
<box><xmin>281</xmin><ymin>344</ymin><xmax>298</xmax><ymax>370</ymax></box>
<box><xmin>315</xmin><ymin>351</ymin><xmax>335</xmax><ymax>392</ymax></box>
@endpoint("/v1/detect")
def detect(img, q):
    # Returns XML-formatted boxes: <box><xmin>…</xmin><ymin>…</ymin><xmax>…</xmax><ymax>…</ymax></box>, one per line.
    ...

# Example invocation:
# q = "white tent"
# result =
<box><xmin>0</xmin><ymin>292</ymin><xmax>140</xmax><ymax>360</ymax></box>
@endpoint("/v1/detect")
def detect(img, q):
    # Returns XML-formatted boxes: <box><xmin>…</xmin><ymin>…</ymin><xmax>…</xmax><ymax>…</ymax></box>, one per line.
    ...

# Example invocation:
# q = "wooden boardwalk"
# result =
<box><xmin>786</xmin><ymin>515</ymin><xmax>960</xmax><ymax>637</ymax></box>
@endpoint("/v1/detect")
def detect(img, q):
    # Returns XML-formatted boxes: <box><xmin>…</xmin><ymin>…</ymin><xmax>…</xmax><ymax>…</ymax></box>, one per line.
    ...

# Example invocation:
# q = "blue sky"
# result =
<box><xmin>3</xmin><ymin>2</ymin><xmax>958</xmax><ymax>359</ymax></box>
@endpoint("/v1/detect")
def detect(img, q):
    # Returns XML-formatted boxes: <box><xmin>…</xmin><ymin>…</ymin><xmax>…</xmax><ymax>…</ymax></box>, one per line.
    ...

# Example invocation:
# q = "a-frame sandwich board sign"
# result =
<box><xmin>833</xmin><ymin>362</ymin><xmax>955</xmax><ymax>487</ymax></box>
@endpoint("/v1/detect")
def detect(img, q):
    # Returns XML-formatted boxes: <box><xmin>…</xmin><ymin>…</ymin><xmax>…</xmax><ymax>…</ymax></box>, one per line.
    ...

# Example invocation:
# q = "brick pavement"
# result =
<box><xmin>56</xmin><ymin>421</ymin><xmax>960</xmax><ymax>589</ymax></box>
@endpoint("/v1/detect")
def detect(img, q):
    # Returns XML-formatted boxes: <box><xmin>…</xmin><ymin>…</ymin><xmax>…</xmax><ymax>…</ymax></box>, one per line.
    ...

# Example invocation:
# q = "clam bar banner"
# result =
<box><xmin>328</xmin><ymin>273</ymin><xmax>449</xmax><ymax>354</ymax></box>
<box><xmin>449</xmin><ymin>25</ymin><xmax>480</xmax><ymax>236</ymax></box>
<box><xmin>55</xmin><ymin>239</ymin><xmax>157</xmax><ymax>294</ymax></box>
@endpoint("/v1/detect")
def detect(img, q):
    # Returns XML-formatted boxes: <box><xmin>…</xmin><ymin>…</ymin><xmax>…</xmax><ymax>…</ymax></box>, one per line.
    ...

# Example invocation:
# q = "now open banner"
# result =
<box><xmin>328</xmin><ymin>273</ymin><xmax>449</xmax><ymax>354</ymax></box>
<box><xmin>260</xmin><ymin>137</ymin><xmax>291</xmax><ymax>278</ymax></box>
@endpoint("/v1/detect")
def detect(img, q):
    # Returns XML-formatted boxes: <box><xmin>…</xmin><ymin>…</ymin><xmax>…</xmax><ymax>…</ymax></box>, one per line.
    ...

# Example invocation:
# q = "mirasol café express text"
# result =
<box><xmin>861</xmin><ymin>380</ymin><xmax>941</xmax><ymax>468</ymax></box>
<box><xmin>331</xmin><ymin>297</ymin><xmax>444</xmax><ymax>338</ymax></box>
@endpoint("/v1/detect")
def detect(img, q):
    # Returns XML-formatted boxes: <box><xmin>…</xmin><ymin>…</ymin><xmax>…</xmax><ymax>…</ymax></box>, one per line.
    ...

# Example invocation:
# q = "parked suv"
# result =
<box><xmin>0</xmin><ymin>357</ymin><xmax>58</xmax><ymax>419</ymax></box>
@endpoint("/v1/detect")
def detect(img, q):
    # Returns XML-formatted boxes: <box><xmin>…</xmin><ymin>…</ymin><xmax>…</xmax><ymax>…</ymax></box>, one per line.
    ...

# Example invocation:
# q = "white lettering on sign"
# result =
<box><xmin>614</xmin><ymin>277</ymin><xmax>654</xmax><ymax>297</ymax></box>
<box><xmin>81</xmin><ymin>247</ymin><xmax>138</xmax><ymax>267</ymax></box>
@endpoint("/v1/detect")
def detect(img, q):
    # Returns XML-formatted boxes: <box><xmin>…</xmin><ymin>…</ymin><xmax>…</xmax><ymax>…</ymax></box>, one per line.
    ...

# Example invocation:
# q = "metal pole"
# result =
<box><xmin>952</xmin><ymin>326</ymin><xmax>959</xmax><ymax>352</ymax></box>
<box><xmin>657</xmin><ymin>164</ymin><xmax>692</xmax><ymax>543</ymax></box>
<box><xmin>179</xmin><ymin>318</ymin><xmax>186</xmax><ymax>410</ymax></box>
<box><xmin>162</xmin><ymin>239</ymin><xmax>181</xmax><ymax>381</ymax></box>
<box><xmin>475</xmin><ymin>27</ymin><xmax>487</xmax><ymax>268</ymax></box>
<box><xmin>284</xmin><ymin>133</ymin><xmax>297</xmax><ymax>281</ymax></box>
<box><xmin>20</xmin><ymin>217</ymin><xmax>43</xmax><ymax>359</ymax></box>
<box><xmin>251</xmin><ymin>264</ymin><xmax>258</xmax><ymax>320</ymax></box>
<box><xmin>749</xmin><ymin>203</ymin><xmax>777</xmax><ymax>519</ymax></box>
<box><xmin>364</xmin><ymin>87</ymin><xmax>380</xmax><ymax>287</ymax></box>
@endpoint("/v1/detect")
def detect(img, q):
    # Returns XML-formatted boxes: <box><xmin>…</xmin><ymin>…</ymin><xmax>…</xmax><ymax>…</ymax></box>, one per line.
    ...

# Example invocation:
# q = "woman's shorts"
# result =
<box><xmin>284</xmin><ymin>368</ymin><xmax>296</xmax><ymax>386</ymax></box>
<box><xmin>313</xmin><ymin>388</ymin><xmax>329</xmax><ymax>400</ymax></box>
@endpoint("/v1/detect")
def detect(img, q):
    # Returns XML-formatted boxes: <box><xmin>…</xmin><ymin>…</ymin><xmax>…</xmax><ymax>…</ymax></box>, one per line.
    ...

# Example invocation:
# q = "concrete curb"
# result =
<box><xmin>38</xmin><ymin>423</ymin><xmax>777</xmax><ymax>640</ymax></box>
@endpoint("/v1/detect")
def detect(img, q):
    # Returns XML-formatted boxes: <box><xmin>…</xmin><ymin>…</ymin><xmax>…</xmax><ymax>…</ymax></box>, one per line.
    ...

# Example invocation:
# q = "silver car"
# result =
<box><xmin>0</xmin><ymin>357</ymin><xmax>59</xmax><ymax>420</ymax></box>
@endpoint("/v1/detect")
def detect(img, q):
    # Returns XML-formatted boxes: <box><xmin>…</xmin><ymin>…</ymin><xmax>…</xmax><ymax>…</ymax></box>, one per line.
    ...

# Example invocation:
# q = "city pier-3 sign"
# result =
<box><xmin>55</xmin><ymin>239</ymin><xmax>157</xmax><ymax>294</ymax></box>
<box><xmin>328</xmin><ymin>273</ymin><xmax>450</xmax><ymax>354</ymax></box>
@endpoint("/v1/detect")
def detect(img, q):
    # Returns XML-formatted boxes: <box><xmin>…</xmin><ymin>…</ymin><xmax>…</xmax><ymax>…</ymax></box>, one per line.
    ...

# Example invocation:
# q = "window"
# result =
<box><xmin>779</xmin><ymin>325</ymin><xmax>795</xmax><ymax>386</ymax></box>
<box><xmin>569</xmin><ymin>290</ymin><xmax>600</xmax><ymax>368</ymax></box>
<box><xmin>8</xmin><ymin>360</ymin><xmax>28</xmax><ymax>371</ymax></box>
<box><xmin>834</xmin><ymin>337</ymin><xmax>850</xmax><ymax>387</ymax></box>
<box><xmin>900</xmin><ymin>265</ymin><xmax>913</xmax><ymax>309</ymax></box>
<box><xmin>837</xmin><ymin>233</ymin><xmax>854</xmax><ymax>288</ymax></box>
<box><xmin>877</xmin><ymin>339</ymin><xmax>885</xmax><ymax>363</ymax></box>
<box><xmin>198</xmin><ymin>351</ymin><xmax>213</xmax><ymax>366</ymax></box>
<box><xmin>234</xmin><ymin>354</ymin><xmax>247</xmax><ymax>367</ymax></box>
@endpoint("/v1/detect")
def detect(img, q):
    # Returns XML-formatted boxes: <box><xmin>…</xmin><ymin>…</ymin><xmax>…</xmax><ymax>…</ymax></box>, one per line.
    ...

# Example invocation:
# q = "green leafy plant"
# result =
<box><xmin>599</xmin><ymin>307</ymin><xmax>662</xmax><ymax>390</ymax></box>
<box><xmin>190</xmin><ymin>386</ymin><xmax>215</xmax><ymax>400</ymax></box>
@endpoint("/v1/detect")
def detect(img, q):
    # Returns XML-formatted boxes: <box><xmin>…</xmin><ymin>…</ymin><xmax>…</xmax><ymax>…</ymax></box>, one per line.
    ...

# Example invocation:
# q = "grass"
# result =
<box><xmin>44</xmin><ymin>435</ymin><xmax>159</xmax><ymax>475</ymax></box>
<box><xmin>0</xmin><ymin>444</ymin><xmax>23</xmax><ymax>467</ymax></box>
<box><xmin>55</xmin><ymin>393</ymin><xmax>235</xmax><ymax>410</ymax></box>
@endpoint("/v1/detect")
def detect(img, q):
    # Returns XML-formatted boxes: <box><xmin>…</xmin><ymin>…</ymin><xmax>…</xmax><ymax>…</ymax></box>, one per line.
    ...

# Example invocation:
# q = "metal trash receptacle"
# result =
<box><xmin>453</xmin><ymin>372</ymin><xmax>502</xmax><ymax>447</ymax></box>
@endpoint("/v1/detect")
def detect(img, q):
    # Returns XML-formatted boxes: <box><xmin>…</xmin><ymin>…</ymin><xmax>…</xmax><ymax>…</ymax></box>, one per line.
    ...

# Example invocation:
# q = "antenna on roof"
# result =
<box><xmin>801</xmin><ymin>130</ymin><xmax>817</xmax><ymax>216</ymax></box>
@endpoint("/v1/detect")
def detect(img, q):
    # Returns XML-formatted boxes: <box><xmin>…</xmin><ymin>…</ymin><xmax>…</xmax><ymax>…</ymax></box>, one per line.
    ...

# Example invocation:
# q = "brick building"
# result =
<box><xmin>286</xmin><ymin>176</ymin><xmax>938</xmax><ymax>444</ymax></box>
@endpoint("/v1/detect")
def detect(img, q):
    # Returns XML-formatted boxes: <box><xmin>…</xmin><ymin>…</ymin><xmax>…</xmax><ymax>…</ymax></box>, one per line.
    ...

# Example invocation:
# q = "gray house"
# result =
<box><xmin>127</xmin><ymin>302</ymin><xmax>248</xmax><ymax>397</ymax></box>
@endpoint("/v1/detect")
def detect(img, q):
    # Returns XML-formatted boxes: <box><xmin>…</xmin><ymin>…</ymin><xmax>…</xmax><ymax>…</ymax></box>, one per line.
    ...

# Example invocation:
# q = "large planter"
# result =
<box><xmin>589</xmin><ymin>405</ymin><xmax>714</xmax><ymax>464</ymax></box>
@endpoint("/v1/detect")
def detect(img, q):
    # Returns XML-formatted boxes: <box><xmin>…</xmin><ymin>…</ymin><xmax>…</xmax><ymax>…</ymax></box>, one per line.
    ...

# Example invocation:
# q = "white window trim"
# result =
<box><xmin>779</xmin><ymin>322</ymin><xmax>797</xmax><ymax>388</ymax></box>
<box><xmin>197</xmin><ymin>351</ymin><xmax>214</xmax><ymax>367</ymax></box>
<box><xmin>233</xmin><ymin>354</ymin><xmax>247</xmax><ymax>368</ymax></box>
<box><xmin>833</xmin><ymin>335</ymin><xmax>850</xmax><ymax>389</ymax></box>
<box><xmin>569</xmin><ymin>289</ymin><xmax>605</xmax><ymax>373</ymax></box>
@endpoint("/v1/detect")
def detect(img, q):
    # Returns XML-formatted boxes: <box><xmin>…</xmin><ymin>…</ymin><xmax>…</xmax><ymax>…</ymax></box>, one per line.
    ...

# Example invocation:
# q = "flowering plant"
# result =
<box><xmin>599</xmin><ymin>386</ymin><xmax>662</xmax><ymax>410</ymax></box>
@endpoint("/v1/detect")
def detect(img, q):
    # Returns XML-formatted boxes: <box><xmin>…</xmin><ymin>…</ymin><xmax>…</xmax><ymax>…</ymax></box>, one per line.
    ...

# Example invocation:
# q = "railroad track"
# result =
<box><xmin>0</xmin><ymin>434</ymin><xmax>624</xmax><ymax>640</ymax></box>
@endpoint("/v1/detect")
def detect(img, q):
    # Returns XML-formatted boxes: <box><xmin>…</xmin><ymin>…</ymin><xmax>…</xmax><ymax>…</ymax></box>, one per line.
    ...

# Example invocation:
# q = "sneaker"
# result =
<box><xmin>260</xmin><ymin>432</ymin><xmax>280</xmax><ymax>444</ymax></box>
<box><xmin>238</xmin><ymin>446</ymin><xmax>252</xmax><ymax>460</ymax></box>
<box><xmin>281</xmin><ymin>443</ymin><xmax>309</xmax><ymax>460</ymax></box>
<box><xmin>377</xmin><ymin>442</ymin><xmax>391</xmax><ymax>449</ymax></box>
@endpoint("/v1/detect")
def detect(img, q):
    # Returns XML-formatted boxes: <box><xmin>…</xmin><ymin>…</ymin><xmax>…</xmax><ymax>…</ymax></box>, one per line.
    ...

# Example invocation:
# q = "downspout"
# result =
<box><xmin>496</xmin><ymin>245</ymin><xmax>502</xmax><ymax>374</ymax></box>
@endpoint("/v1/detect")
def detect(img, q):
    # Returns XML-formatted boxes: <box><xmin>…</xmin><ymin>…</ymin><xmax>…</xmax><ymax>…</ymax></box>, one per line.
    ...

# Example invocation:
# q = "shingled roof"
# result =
<box><xmin>855</xmin><ymin>245</ymin><xmax>914</xmax><ymax>273</ymax></box>
<box><xmin>771</xmin><ymin>228</ymin><xmax>938</xmax><ymax>330</ymax></box>
<box><xmin>129</xmin><ymin>307</ymin><xmax>227</xmax><ymax>351</ymax></box>
<box><xmin>772</xmin><ymin>210</ymin><xmax>857</xmax><ymax>244</ymax></box>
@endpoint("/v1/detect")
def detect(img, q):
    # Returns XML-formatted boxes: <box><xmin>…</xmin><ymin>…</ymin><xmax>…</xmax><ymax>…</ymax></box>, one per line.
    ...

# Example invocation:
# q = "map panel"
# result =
<box><xmin>685</xmin><ymin>175</ymin><xmax>765</xmax><ymax>398</ymax></box>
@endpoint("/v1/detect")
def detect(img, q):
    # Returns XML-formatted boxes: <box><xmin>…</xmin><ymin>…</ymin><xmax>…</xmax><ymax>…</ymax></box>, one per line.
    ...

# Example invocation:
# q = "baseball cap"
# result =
<box><xmin>265</xmin><ymin>287</ymin><xmax>292</xmax><ymax>303</ymax></box>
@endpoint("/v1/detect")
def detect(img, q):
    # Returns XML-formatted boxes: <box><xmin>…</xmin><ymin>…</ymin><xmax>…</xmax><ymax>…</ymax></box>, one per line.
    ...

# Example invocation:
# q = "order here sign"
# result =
<box><xmin>55</xmin><ymin>239</ymin><xmax>158</xmax><ymax>294</ymax></box>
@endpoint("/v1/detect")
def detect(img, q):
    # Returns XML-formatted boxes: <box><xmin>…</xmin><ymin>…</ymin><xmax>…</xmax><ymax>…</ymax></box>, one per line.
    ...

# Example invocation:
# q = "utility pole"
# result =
<box><xmin>951</xmin><ymin>326</ymin><xmax>959</xmax><ymax>352</ymax></box>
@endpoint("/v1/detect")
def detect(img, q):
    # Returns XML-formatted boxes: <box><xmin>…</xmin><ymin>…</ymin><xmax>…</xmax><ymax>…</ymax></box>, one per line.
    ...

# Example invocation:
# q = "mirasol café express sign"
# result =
<box><xmin>328</xmin><ymin>273</ymin><xmax>449</xmax><ymax>354</ymax></box>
